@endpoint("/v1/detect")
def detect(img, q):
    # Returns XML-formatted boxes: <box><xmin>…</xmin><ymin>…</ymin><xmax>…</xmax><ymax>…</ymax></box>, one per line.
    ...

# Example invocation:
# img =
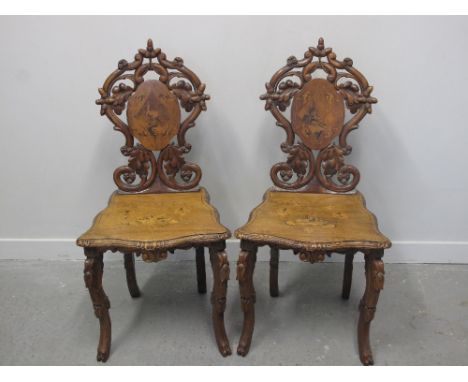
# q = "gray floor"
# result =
<box><xmin>0</xmin><ymin>259</ymin><xmax>467</xmax><ymax>365</ymax></box>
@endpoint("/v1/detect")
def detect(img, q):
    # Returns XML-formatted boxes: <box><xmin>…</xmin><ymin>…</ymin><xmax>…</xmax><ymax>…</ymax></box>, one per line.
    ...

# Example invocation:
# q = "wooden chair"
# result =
<box><xmin>76</xmin><ymin>39</ymin><xmax>231</xmax><ymax>362</ymax></box>
<box><xmin>235</xmin><ymin>38</ymin><xmax>391</xmax><ymax>365</ymax></box>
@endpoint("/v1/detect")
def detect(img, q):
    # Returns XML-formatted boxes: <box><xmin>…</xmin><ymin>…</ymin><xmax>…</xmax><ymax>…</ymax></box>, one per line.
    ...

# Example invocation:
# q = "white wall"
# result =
<box><xmin>0</xmin><ymin>16</ymin><xmax>467</xmax><ymax>262</ymax></box>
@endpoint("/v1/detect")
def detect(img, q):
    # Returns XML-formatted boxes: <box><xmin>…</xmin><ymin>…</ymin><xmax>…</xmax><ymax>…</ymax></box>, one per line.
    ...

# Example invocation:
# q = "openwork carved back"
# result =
<box><xmin>261</xmin><ymin>38</ymin><xmax>377</xmax><ymax>193</ymax></box>
<box><xmin>96</xmin><ymin>39</ymin><xmax>210</xmax><ymax>193</ymax></box>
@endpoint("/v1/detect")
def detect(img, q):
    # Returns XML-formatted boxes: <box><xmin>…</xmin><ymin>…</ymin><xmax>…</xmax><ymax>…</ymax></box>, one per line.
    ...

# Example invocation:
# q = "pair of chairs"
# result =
<box><xmin>77</xmin><ymin>38</ymin><xmax>390</xmax><ymax>365</ymax></box>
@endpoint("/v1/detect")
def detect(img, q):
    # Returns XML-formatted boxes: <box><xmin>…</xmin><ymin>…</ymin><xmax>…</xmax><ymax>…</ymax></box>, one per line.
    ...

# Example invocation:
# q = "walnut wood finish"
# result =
<box><xmin>126</xmin><ymin>80</ymin><xmax>180</xmax><ymax>151</ymax></box>
<box><xmin>78</xmin><ymin>39</ymin><xmax>231</xmax><ymax>362</ymax></box>
<box><xmin>124</xmin><ymin>252</ymin><xmax>141</xmax><ymax>298</ymax></box>
<box><xmin>269</xmin><ymin>247</ymin><xmax>280</xmax><ymax>297</ymax></box>
<box><xmin>261</xmin><ymin>37</ymin><xmax>377</xmax><ymax>193</ymax></box>
<box><xmin>196</xmin><ymin>246</ymin><xmax>207</xmax><ymax>294</ymax></box>
<box><xmin>96</xmin><ymin>38</ymin><xmax>209</xmax><ymax>194</ymax></box>
<box><xmin>236</xmin><ymin>190</ymin><xmax>390</xmax><ymax>251</ymax></box>
<box><xmin>341</xmin><ymin>251</ymin><xmax>356</xmax><ymax>300</ymax></box>
<box><xmin>358</xmin><ymin>250</ymin><xmax>384</xmax><ymax>365</ymax></box>
<box><xmin>236</xmin><ymin>242</ymin><xmax>257</xmax><ymax>356</ymax></box>
<box><xmin>84</xmin><ymin>248</ymin><xmax>111</xmax><ymax>362</ymax></box>
<box><xmin>209</xmin><ymin>243</ymin><xmax>232</xmax><ymax>356</ymax></box>
<box><xmin>291</xmin><ymin>79</ymin><xmax>345</xmax><ymax>150</ymax></box>
<box><xmin>235</xmin><ymin>38</ymin><xmax>390</xmax><ymax>365</ymax></box>
<box><xmin>77</xmin><ymin>188</ymin><xmax>230</xmax><ymax>251</ymax></box>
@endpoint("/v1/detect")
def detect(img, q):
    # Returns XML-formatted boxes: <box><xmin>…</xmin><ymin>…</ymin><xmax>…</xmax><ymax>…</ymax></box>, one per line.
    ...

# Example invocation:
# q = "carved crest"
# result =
<box><xmin>261</xmin><ymin>37</ymin><xmax>377</xmax><ymax>193</ymax></box>
<box><xmin>96</xmin><ymin>39</ymin><xmax>210</xmax><ymax>193</ymax></box>
<box><xmin>127</xmin><ymin>80</ymin><xmax>180</xmax><ymax>151</ymax></box>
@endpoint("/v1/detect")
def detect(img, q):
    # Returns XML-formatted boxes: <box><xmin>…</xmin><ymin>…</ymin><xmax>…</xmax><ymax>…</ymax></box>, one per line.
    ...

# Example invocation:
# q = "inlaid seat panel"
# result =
<box><xmin>77</xmin><ymin>188</ymin><xmax>230</xmax><ymax>250</ymax></box>
<box><xmin>236</xmin><ymin>190</ymin><xmax>390</xmax><ymax>251</ymax></box>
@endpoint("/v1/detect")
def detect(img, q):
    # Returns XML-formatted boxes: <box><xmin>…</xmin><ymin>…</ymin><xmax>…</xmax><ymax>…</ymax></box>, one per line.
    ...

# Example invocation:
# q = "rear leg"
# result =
<box><xmin>269</xmin><ymin>247</ymin><xmax>279</xmax><ymax>297</ymax></box>
<box><xmin>124</xmin><ymin>252</ymin><xmax>141</xmax><ymax>298</ymax></box>
<box><xmin>341</xmin><ymin>251</ymin><xmax>356</xmax><ymax>300</ymax></box>
<box><xmin>196</xmin><ymin>246</ymin><xmax>207</xmax><ymax>294</ymax></box>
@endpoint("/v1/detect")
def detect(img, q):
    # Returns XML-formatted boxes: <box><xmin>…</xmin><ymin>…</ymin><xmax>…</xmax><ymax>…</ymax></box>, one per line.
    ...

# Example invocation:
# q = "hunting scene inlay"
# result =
<box><xmin>127</xmin><ymin>80</ymin><xmax>180</xmax><ymax>151</ymax></box>
<box><xmin>291</xmin><ymin>79</ymin><xmax>345</xmax><ymax>150</ymax></box>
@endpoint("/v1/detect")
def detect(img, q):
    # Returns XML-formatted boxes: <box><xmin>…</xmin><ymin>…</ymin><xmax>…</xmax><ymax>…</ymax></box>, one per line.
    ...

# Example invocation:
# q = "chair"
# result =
<box><xmin>235</xmin><ymin>38</ymin><xmax>391</xmax><ymax>365</ymax></box>
<box><xmin>77</xmin><ymin>39</ymin><xmax>231</xmax><ymax>362</ymax></box>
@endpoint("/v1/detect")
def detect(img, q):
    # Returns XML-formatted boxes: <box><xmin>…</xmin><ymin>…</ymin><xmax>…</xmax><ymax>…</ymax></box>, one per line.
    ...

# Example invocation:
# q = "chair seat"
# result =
<box><xmin>77</xmin><ymin>188</ymin><xmax>230</xmax><ymax>251</ymax></box>
<box><xmin>235</xmin><ymin>190</ymin><xmax>391</xmax><ymax>251</ymax></box>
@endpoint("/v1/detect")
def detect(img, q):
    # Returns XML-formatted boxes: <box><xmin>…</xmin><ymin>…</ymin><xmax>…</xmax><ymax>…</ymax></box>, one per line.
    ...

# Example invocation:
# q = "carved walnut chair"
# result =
<box><xmin>76</xmin><ymin>39</ymin><xmax>231</xmax><ymax>362</ymax></box>
<box><xmin>235</xmin><ymin>38</ymin><xmax>391</xmax><ymax>365</ymax></box>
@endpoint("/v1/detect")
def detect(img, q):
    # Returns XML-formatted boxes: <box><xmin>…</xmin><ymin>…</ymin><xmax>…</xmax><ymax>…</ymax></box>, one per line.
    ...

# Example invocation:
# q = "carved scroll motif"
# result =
<box><xmin>237</xmin><ymin>250</ymin><xmax>256</xmax><ymax>308</ymax></box>
<box><xmin>96</xmin><ymin>39</ymin><xmax>210</xmax><ymax>193</ymax></box>
<box><xmin>298</xmin><ymin>251</ymin><xmax>326</xmax><ymax>264</ymax></box>
<box><xmin>140</xmin><ymin>251</ymin><xmax>168</xmax><ymax>263</ymax></box>
<box><xmin>370</xmin><ymin>259</ymin><xmax>385</xmax><ymax>291</ymax></box>
<box><xmin>260</xmin><ymin>37</ymin><xmax>377</xmax><ymax>193</ymax></box>
<box><xmin>217</xmin><ymin>252</ymin><xmax>230</xmax><ymax>284</ymax></box>
<box><xmin>361</xmin><ymin>257</ymin><xmax>385</xmax><ymax>323</ymax></box>
<box><xmin>113</xmin><ymin>144</ymin><xmax>157</xmax><ymax>193</ymax></box>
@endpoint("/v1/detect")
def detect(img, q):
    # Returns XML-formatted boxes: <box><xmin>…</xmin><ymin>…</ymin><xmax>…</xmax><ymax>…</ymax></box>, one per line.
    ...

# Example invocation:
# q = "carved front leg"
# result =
<box><xmin>236</xmin><ymin>241</ymin><xmax>257</xmax><ymax>356</ymax></box>
<box><xmin>124</xmin><ymin>252</ymin><xmax>141</xmax><ymax>298</ymax></box>
<box><xmin>209</xmin><ymin>242</ymin><xmax>232</xmax><ymax>357</ymax></box>
<box><xmin>358</xmin><ymin>250</ymin><xmax>385</xmax><ymax>365</ymax></box>
<box><xmin>84</xmin><ymin>248</ymin><xmax>111</xmax><ymax>362</ymax></box>
<box><xmin>341</xmin><ymin>251</ymin><xmax>356</xmax><ymax>300</ymax></box>
<box><xmin>270</xmin><ymin>247</ymin><xmax>279</xmax><ymax>297</ymax></box>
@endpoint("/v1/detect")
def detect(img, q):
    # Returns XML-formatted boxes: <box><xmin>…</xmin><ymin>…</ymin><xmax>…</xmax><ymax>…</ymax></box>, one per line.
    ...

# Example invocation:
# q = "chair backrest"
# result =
<box><xmin>96</xmin><ymin>39</ymin><xmax>210</xmax><ymax>193</ymax></box>
<box><xmin>260</xmin><ymin>38</ymin><xmax>377</xmax><ymax>193</ymax></box>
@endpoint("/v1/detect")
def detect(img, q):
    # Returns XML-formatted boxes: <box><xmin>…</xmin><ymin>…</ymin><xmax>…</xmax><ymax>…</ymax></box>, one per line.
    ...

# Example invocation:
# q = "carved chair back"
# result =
<box><xmin>96</xmin><ymin>39</ymin><xmax>210</xmax><ymax>194</ymax></box>
<box><xmin>260</xmin><ymin>38</ymin><xmax>377</xmax><ymax>193</ymax></box>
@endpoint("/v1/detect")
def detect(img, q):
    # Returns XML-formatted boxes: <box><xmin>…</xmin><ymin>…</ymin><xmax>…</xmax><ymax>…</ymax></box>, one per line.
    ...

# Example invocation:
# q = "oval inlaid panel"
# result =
<box><xmin>291</xmin><ymin>78</ymin><xmax>344</xmax><ymax>150</ymax></box>
<box><xmin>127</xmin><ymin>80</ymin><xmax>180</xmax><ymax>151</ymax></box>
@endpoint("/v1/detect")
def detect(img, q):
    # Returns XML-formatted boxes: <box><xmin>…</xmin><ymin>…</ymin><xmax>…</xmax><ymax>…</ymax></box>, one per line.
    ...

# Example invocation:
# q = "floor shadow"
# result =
<box><xmin>111</xmin><ymin>261</ymin><xmax>214</xmax><ymax>355</ymax></box>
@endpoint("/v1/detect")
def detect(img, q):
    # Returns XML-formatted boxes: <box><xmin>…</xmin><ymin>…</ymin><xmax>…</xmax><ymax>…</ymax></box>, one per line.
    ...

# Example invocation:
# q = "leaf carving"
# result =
<box><xmin>95</xmin><ymin>39</ymin><xmax>210</xmax><ymax>193</ymax></box>
<box><xmin>259</xmin><ymin>37</ymin><xmax>377</xmax><ymax>193</ymax></box>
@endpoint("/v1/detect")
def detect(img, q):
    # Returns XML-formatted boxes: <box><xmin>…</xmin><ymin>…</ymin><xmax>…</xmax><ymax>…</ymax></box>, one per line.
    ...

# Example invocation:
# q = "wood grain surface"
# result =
<box><xmin>235</xmin><ymin>190</ymin><xmax>390</xmax><ymax>251</ymax></box>
<box><xmin>77</xmin><ymin>188</ymin><xmax>230</xmax><ymax>250</ymax></box>
<box><xmin>127</xmin><ymin>80</ymin><xmax>180</xmax><ymax>151</ymax></box>
<box><xmin>291</xmin><ymin>78</ymin><xmax>345</xmax><ymax>150</ymax></box>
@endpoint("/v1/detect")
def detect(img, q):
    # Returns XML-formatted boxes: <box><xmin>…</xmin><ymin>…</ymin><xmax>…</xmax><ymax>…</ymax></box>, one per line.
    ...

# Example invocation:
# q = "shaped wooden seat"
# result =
<box><xmin>236</xmin><ymin>190</ymin><xmax>390</xmax><ymax>251</ymax></box>
<box><xmin>77</xmin><ymin>39</ymin><xmax>231</xmax><ymax>362</ymax></box>
<box><xmin>77</xmin><ymin>189</ymin><xmax>229</xmax><ymax>252</ymax></box>
<box><xmin>235</xmin><ymin>38</ymin><xmax>391</xmax><ymax>365</ymax></box>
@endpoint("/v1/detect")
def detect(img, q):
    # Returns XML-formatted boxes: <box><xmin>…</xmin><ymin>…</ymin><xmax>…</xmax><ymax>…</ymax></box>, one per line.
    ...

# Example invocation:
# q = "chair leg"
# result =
<box><xmin>84</xmin><ymin>248</ymin><xmax>111</xmax><ymax>362</ymax></box>
<box><xmin>341</xmin><ymin>251</ymin><xmax>355</xmax><ymax>300</ymax></box>
<box><xmin>237</xmin><ymin>242</ymin><xmax>257</xmax><ymax>356</ymax></box>
<box><xmin>124</xmin><ymin>252</ymin><xmax>141</xmax><ymax>298</ymax></box>
<box><xmin>269</xmin><ymin>247</ymin><xmax>279</xmax><ymax>297</ymax></box>
<box><xmin>209</xmin><ymin>243</ymin><xmax>232</xmax><ymax>356</ymax></box>
<box><xmin>196</xmin><ymin>246</ymin><xmax>207</xmax><ymax>294</ymax></box>
<box><xmin>358</xmin><ymin>250</ymin><xmax>385</xmax><ymax>365</ymax></box>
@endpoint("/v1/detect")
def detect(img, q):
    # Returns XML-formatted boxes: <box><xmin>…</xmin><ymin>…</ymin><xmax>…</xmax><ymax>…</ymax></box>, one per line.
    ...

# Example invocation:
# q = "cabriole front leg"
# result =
<box><xmin>209</xmin><ymin>242</ymin><xmax>232</xmax><ymax>356</ymax></box>
<box><xmin>84</xmin><ymin>248</ymin><xmax>111</xmax><ymax>362</ymax></box>
<box><xmin>358</xmin><ymin>249</ymin><xmax>385</xmax><ymax>365</ymax></box>
<box><xmin>236</xmin><ymin>241</ymin><xmax>257</xmax><ymax>356</ymax></box>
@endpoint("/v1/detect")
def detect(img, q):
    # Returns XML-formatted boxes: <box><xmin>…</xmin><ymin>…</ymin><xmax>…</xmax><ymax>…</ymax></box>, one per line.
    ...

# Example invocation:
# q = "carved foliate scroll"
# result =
<box><xmin>298</xmin><ymin>251</ymin><xmax>326</xmax><ymax>264</ymax></box>
<box><xmin>96</xmin><ymin>39</ymin><xmax>210</xmax><ymax>193</ymax></box>
<box><xmin>261</xmin><ymin>37</ymin><xmax>377</xmax><ymax>193</ymax></box>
